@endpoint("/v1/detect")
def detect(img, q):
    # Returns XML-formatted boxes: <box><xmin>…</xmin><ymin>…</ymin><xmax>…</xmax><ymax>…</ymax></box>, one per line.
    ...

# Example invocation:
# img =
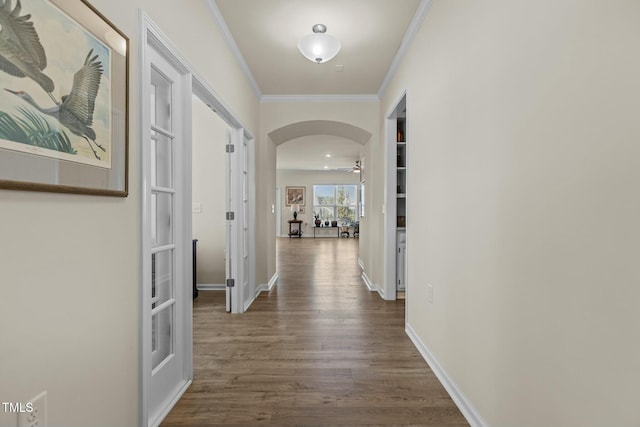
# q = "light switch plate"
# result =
<box><xmin>427</xmin><ymin>283</ymin><xmax>434</xmax><ymax>304</ymax></box>
<box><xmin>192</xmin><ymin>203</ymin><xmax>202</xmax><ymax>213</ymax></box>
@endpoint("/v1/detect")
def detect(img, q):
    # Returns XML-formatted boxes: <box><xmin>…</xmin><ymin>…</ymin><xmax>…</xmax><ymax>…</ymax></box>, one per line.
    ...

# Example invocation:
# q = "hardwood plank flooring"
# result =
<box><xmin>162</xmin><ymin>238</ymin><xmax>468</xmax><ymax>426</ymax></box>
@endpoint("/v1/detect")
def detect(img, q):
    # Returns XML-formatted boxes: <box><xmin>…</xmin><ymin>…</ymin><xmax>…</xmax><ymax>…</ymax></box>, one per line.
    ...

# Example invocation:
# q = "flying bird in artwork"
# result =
<box><xmin>0</xmin><ymin>0</ymin><xmax>58</xmax><ymax>104</ymax></box>
<box><xmin>6</xmin><ymin>49</ymin><xmax>105</xmax><ymax>159</ymax></box>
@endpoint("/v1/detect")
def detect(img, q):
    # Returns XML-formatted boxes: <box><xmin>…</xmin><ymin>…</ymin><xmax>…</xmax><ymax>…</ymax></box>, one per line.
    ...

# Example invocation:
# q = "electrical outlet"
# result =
<box><xmin>17</xmin><ymin>391</ymin><xmax>46</xmax><ymax>427</ymax></box>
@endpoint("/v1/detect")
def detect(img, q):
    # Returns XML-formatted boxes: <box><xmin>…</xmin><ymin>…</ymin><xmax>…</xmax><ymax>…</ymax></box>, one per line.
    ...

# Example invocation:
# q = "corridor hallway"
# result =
<box><xmin>162</xmin><ymin>238</ymin><xmax>468</xmax><ymax>426</ymax></box>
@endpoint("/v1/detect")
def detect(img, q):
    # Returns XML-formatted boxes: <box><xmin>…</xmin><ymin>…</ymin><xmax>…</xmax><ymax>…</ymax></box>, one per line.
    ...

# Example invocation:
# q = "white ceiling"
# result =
<box><xmin>211</xmin><ymin>0</ymin><xmax>423</xmax><ymax>170</ymax></box>
<box><xmin>214</xmin><ymin>0</ymin><xmax>422</xmax><ymax>96</ymax></box>
<box><xmin>277</xmin><ymin>135</ymin><xmax>362</xmax><ymax>172</ymax></box>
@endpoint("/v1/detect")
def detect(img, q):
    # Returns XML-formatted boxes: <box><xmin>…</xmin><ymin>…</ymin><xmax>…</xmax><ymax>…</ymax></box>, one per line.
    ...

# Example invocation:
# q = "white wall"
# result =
<box><xmin>276</xmin><ymin>170</ymin><xmax>360</xmax><ymax>237</ymax></box>
<box><xmin>381</xmin><ymin>1</ymin><xmax>640</xmax><ymax>426</ymax></box>
<box><xmin>0</xmin><ymin>2</ymin><xmax>259</xmax><ymax>426</ymax></box>
<box><xmin>192</xmin><ymin>95</ymin><xmax>228</xmax><ymax>285</ymax></box>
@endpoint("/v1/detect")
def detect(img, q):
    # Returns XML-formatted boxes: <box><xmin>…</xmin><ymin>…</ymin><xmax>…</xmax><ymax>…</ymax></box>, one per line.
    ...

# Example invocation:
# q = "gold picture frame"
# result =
<box><xmin>0</xmin><ymin>0</ymin><xmax>129</xmax><ymax>196</ymax></box>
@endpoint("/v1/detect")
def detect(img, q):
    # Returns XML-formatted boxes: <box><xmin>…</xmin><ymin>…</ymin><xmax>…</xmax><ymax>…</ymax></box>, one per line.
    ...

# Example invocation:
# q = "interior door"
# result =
<box><xmin>147</xmin><ymin>48</ymin><xmax>190</xmax><ymax>426</ymax></box>
<box><xmin>225</xmin><ymin>127</ymin><xmax>247</xmax><ymax>313</ymax></box>
<box><xmin>242</xmin><ymin>136</ymin><xmax>250</xmax><ymax>307</ymax></box>
<box><xmin>225</xmin><ymin>130</ymin><xmax>232</xmax><ymax>312</ymax></box>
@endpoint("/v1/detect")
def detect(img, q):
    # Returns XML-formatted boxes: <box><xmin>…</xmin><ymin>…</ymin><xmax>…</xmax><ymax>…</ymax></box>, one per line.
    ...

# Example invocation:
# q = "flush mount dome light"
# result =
<box><xmin>298</xmin><ymin>24</ymin><xmax>341</xmax><ymax>64</ymax></box>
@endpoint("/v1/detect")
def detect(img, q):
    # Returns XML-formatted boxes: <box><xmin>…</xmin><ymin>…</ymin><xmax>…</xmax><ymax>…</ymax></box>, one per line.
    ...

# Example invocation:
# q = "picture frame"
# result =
<box><xmin>0</xmin><ymin>0</ymin><xmax>129</xmax><ymax>196</ymax></box>
<box><xmin>298</xmin><ymin>206</ymin><xmax>305</xmax><ymax>214</ymax></box>
<box><xmin>285</xmin><ymin>186</ymin><xmax>305</xmax><ymax>206</ymax></box>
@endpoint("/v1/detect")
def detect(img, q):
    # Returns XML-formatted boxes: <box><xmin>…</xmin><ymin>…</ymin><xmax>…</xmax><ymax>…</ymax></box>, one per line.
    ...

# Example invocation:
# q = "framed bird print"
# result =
<box><xmin>0</xmin><ymin>0</ymin><xmax>128</xmax><ymax>196</ymax></box>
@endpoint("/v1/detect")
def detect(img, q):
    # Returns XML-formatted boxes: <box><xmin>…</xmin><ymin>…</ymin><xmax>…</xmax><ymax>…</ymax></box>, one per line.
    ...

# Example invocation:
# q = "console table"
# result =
<box><xmin>313</xmin><ymin>225</ymin><xmax>340</xmax><ymax>238</ymax></box>
<box><xmin>288</xmin><ymin>220</ymin><xmax>302</xmax><ymax>238</ymax></box>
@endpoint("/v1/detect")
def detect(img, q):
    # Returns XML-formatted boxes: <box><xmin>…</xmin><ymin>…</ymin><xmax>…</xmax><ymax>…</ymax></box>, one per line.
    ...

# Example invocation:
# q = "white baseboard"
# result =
<box><xmin>405</xmin><ymin>323</ymin><xmax>488</xmax><ymax>427</ymax></box>
<box><xmin>267</xmin><ymin>272</ymin><xmax>279</xmax><ymax>290</ymax></box>
<box><xmin>257</xmin><ymin>272</ymin><xmax>279</xmax><ymax>293</ymax></box>
<box><xmin>361</xmin><ymin>272</ymin><xmax>375</xmax><ymax>292</ymax></box>
<box><xmin>151</xmin><ymin>379</ymin><xmax>192</xmax><ymax>427</ymax></box>
<box><xmin>245</xmin><ymin>292</ymin><xmax>257</xmax><ymax>312</ymax></box>
<box><xmin>357</xmin><ymin>258</ymin><xmax>365</xmax><ymax>270</ymax></box>
<box><xmin>196</xmin><ymin>284</ymin><xmax>225</xmax><ymax>291</ymax></box>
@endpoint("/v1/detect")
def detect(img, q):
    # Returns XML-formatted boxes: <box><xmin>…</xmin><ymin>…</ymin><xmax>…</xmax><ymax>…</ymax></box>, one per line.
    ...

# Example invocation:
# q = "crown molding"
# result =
<box><xmin>261</xmin><ymin>94</ymin><xmax>379</xmax><ymax>103</ymax></box>
<box><xmin>206</xmin><ymin>0</ymin><xmax>262</xmax><ymax>99</ymax></box>
<box><xmin>378</xmin><ymin>0</ymin><xmax>434</xmax><ymax>98</ymax></box>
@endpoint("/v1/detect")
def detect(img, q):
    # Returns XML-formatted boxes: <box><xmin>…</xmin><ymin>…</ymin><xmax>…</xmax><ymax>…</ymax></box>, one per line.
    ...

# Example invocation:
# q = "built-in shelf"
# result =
<box><xmin>396</xmin><ymin>114</ymin><xmax>406</xmax><ymax>293</ymax></box>
<box><xmin>384</xmin><ymin>95</ymin><xmax>408</xmax><ymax>300</ymax></box>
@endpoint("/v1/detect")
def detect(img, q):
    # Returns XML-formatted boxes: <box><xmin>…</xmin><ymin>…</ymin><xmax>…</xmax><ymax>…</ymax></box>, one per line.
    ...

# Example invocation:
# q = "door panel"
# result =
<box><xmin>146</xmin><ymin>47</ymin><xmax>189</xmax><ymax>426</ymax></box>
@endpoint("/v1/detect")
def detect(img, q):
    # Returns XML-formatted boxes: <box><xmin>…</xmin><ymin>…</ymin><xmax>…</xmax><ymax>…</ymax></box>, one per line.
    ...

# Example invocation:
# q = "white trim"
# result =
<box><xmin>138</xmin><ymin>12</ymin><xmax>149</xmax><ymax>427</ymax></box>
<box><xmin>191</xmin><ymin>68</ymin><xmax>254</xmax><ymax>141</ymax></box>
<box><xmin>378</xmin><ymin>0</ymin><xmax>434</xmax><ymax>98</ymax></box>
<box><xmin>197</xmin><ymin>284</ymin><xmax>226</xmax><ymax>291</ymax></box>
<box><xmin>245</xmin><ymin>291</ymin><xmax>258</xmax><ymax>312</ymax></box>
<box><xmin>357</xmin><ymin>258</ymin><xmax>365</xmax><ymax>270</ymax></box>
<box><xmin>361</xmin><ymin>272</ymin><xmax>375</xmax><ymax>292</ymax></box>
<box><xmin>405</xmin><ymin>323</ymin><xmax>489</xmax><ymax>427</ymax></box>
<box><xmin>266</xmin><ymin>272</ymin><xmax>279</xmax><ymax>291</ymax></box>
<box><xmin>261</xmin><ymin>94</ymin><xmax>379</xmax><ymax>103</ymax></box>
<box><xmin>140</xmin><ymin>14</ymin><xmax>193</xmax><ymax>427</ymax></box>
<box><xmin>257</xmin><ymin>272</ymin><xmax>279</xmax><ymax>293</ymax></box>
<box><xmin>206</xmin><ymin>0</ymin><xmax>262</xmax><ymax>98</ymax></box>
<box><xmin>149</xmin><ymin>380</ymin><xmax>192</xmax><ymax>427</ymax></box>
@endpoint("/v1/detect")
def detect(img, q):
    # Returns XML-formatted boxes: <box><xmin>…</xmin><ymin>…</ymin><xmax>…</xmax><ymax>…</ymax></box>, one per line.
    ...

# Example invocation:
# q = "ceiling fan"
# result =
<box><xmin>334</xmin><ymin>160</ymin><xmax>361</xmax><ymax>173</ymax></box>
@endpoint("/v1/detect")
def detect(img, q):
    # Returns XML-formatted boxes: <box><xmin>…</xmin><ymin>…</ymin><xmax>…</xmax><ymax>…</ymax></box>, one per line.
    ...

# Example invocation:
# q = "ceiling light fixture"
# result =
<box><xmin>298</xmin><ymin>24</ymin><xmax>341</xmax><ymax>64</ymax></box>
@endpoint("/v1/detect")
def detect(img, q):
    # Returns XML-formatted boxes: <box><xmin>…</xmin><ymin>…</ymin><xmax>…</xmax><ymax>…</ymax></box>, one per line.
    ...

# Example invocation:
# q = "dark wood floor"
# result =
<box><xmin>162</xmin><ymin>237</ymin><xmax>468</xmax><ymax>426</ymax></box>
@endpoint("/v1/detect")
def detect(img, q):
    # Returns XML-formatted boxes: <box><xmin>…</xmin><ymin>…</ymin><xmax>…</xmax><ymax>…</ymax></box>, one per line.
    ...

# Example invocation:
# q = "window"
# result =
<box><xmin>313</xmin><ymin>184</ymin><xmax>358</xmax><ymax>222</ymax></box>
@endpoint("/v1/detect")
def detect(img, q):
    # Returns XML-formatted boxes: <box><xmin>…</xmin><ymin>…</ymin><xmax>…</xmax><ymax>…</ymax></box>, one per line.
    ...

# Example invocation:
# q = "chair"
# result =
<box><xmin>352</xmin><ymin>222</ymin><xmax>359</xmax><ymax>238</ymax></box>
<box><xmin>340</xmin><ymin>224</ymin><xmax>350</xmax><ymax>238</ymax></box>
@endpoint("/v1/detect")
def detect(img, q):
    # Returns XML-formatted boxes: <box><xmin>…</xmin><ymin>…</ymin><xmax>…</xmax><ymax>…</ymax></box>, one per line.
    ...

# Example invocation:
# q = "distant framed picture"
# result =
<box><xmin>285</xmin><ymin>186</ymin><xmax>305</xmax><ymax>206</ymax></box>
<box><xmin>298</xmin><ymin>206</ymin><xmax>306</xmax><ymax>214</ymax></box>
<box><xmin>0</xmin><ymin>0</ymin><xmax>129</xmax><ymax>196</ymax></box>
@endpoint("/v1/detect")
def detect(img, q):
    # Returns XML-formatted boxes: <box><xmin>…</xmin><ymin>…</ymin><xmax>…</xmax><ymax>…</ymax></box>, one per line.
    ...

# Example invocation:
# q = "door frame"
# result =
<box><xmin>383</xmin><ymin>90</ymin><xmax>407</xmax><ymax>302</ymax></box>
<box><xmin>139</xmin><ymin>11</ymin><xmax>256</xmax><ymax>427</ymax></box>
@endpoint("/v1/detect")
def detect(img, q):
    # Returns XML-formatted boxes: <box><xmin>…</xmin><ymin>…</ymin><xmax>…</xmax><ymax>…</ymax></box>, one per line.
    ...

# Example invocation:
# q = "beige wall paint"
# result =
<box><xmin>276</xmin><ymin>170</ymin><xmax>361</xmax><ymax>237</ymax></box>
<box><xmin>381</xmin><ymin>1</ymin><xmax>640</xmax><ymax>426</ymax></box>
<box><xmin>0</xmin><ymin>2</ymin><xmax>259</xmax><ymax>426</ymax></box>
<box><xmin>192</xmin><ymin>95</ymin><xmax>228</xmax><ymax>285</ymax></box>
<box><xmin>256</xmin><ymin>124</ymin><xmax>277</xmax><ymax>286</ymax></box>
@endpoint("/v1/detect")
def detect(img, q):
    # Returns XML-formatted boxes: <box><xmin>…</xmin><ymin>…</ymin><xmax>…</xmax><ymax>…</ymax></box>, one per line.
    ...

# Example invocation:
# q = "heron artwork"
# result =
<box><xmin>0</xmin><ymin>0</ymin><xmax>58</xmax><ymax>105</ymax></box>
<box><xmin>6</xmin><ymin>49</ymin><xmax>105</xmax><ymax>159</ymax></box>
<box><xmin>0</xmin><ymin>0</ymin><xmax>108</xmax><ymax>162</ymax></box>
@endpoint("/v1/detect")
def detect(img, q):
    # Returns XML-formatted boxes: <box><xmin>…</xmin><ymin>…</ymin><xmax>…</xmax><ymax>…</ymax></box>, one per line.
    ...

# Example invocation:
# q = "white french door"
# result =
<box><xmin>225</xmin><ymin>130</ymin><xmax>233</xmax><ymax>312</ymax></box>
<box><xmin>226</xmin><ymin>127</ymin><xmax>250</xmax><ymax>313</ymax></box>
<box><xmin>140</xmin><ymin>11</ymin><xmax>256</xmax><ymax>427</ymax></box>
<box><xmin>143</xmin><ymin>45</ymin><xmax>192</xmax><ymax>427</ymax></box>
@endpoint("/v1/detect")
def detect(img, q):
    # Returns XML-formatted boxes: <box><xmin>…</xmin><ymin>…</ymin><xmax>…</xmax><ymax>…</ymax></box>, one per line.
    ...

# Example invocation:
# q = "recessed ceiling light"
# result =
<box><xmin>324</xmin><ymin>165</ymin><xmax>328</xmax><ymax>169</ymax></box>
<box><xmin>325</xmin><ymin>154</ymin><xmax>331</xmax><ymax>158</ymax></box>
